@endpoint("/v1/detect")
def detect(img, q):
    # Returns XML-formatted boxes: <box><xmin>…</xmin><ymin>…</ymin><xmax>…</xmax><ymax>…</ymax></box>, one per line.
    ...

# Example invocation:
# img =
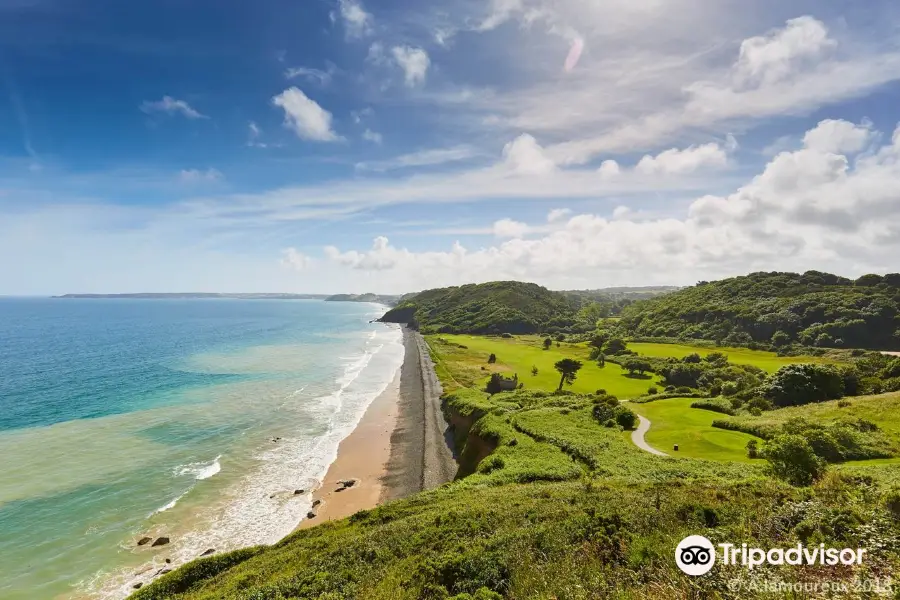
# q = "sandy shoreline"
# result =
<box><xmin>296</xmin><ymin>326</ymin><xmax>456</xmax><ymax>530</ymax></box>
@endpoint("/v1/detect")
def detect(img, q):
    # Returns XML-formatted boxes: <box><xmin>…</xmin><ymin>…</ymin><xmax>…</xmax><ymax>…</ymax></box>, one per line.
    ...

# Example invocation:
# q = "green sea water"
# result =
<box><xmin>0</xmin><ymin>298</ymin><xmax>404</xmax><ymax>599</ymax></box>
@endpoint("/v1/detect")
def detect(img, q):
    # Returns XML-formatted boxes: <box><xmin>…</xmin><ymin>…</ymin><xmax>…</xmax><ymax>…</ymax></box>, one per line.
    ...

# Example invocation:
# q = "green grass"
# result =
<box><xmin>628</xmin><ymin>342</ymin><xmax>840</xmax><ymax>374</ymax></box>
<box><xmin>430</xmin><ymin>335</ymin><xmax>656</xmax><ymax>399</ymax></box>
<box><xmin>629</xmin><ymin>398</ymin><xmax>764</xmax><ymax>463</ymax></box>
<box><xmin>715</xmin><ymin>392</ymin><xmax>900</xmax><ymax>446</ymax></box>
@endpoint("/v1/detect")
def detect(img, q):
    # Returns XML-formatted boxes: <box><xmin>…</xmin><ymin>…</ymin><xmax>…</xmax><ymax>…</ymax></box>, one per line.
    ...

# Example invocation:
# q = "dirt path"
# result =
<box><xmin>631</xmin><ymin>415</ymin><xmax>668</xmax><ymax>457</ymax></box>
<box><xmin>883</xmin><ymin>351</ymin><xmax>900</xmax><ymax>357</ymax></box>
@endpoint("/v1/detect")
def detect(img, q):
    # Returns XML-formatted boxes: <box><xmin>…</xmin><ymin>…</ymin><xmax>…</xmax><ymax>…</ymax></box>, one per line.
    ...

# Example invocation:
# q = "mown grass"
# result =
<box><xmin>629</xmin><ymin>398</ymin><xmax>764</xmax><ymax>462</ymax></box>
<box><xmin>627</xmin><ymin>342</ymin><xmax>840</xmax><ymax>374</ymax></box>
<box><xmin>429</xmin><ymin>335</ymin><xmax>655</xmax><ymax>398</ymax></box>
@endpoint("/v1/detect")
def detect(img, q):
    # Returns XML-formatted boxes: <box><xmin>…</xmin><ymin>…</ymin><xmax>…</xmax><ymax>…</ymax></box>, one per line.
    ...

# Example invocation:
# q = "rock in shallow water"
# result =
<box><xmin>200</xmin><ymin>548</ymin><xmax>216</xmax><ymax>557</ymax></box>
<box><xmin>132</xmin><ymin>583</ymin><xmax>143</xmax><ymax>589</ymax></box>
<box><xmin>136</xmin><ymin>537</ymin><xmax>152</xmax><ymax>546</ymax></box>
<box><xmin>151</xmin><ymin>536</ymin><xmax>170</xmax><ymax>547</ymax></box>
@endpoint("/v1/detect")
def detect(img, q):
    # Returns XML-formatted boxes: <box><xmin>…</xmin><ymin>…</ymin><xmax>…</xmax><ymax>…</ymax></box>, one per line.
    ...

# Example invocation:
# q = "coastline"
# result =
<box><xmin>296</xmin><ymin>325</ymin><xmax>456</xmax><ymax>530</ymax></box>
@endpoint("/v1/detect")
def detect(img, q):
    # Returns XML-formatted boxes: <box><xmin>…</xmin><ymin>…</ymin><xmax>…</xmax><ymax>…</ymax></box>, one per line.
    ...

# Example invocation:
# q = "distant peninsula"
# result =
<box><xmin>324</xmin><ymin>293</ymin><xmax>401</xmax><ymax>306</ymax></box>
<box><xmin>54</xmin><ymin>293</ymin><xmax>331</xmax><ymax>300</ymax></box>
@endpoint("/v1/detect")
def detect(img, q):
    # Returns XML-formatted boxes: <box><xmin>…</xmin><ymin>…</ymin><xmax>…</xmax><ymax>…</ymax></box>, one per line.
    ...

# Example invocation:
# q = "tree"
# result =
<box><xmin>764</xmin><ymin>434</ymin><xmax>827</xmax><ymax>486</ymax></box>
<box><xmin>771</xmin><ymin>331</ymin><xmax>792</xmax><ymax>347</ymax></box>
<box><xmin>487</xmin><ymin>353</ymin><xmax>497</xmax><ymax>364</ymax></box>
<box><xmin>603</xmin><ymin>338</ymin><xmax>627</xmax><ymax>355</ymax></box>
<box><xmin>485</xmin><ymin>373</ymin><xmax>504</xmax><ymax>395</ymax></box>
<box><xmin>531</xmin><ymin>365</ymin><xmax>538</xmax><ymax>376</ymax></box>
<box><xmin>762</xmin><ymin>364</ymin><xmax>845</xmax><ymax>407</ymax></box>
<box><xmin>589</xmin><ymin>333</ymin><xmax>610</xmax><ymax>350</ymax></box>
<box><xmin>746</xmin><ymin>439</ymin><xmax>759</xmax><ymax>459</ymax></box>
<box><xmin>622</xmin><ymin>357</ymin><xmax>652</xmax><ymax>375</ymax></box>
<box><xmin>554</xmin><ymin>358</ymin><xmax>583</xmax><ymax>391</ymax></box>
<box><xmin>542</xmin><ymin>337</ymin><xmax>553</xmax><ymax>350</ymax></box>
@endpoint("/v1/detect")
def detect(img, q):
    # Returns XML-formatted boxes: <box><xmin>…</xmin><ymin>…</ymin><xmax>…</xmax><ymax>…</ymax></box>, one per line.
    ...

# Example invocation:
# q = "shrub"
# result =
<box><xmin>746</xmin><ymin>439</ymin><xmax>759</xmax><ymax>459</ymax></box>
<box><xmin>683</xmin><ymin>353</ymin><xmax>702</xmax><ymax>364</ymax></box>
<box><xmin>614</xmin><ymin>406</ymin><xmax>638</xmax><ymax>430</ymax></box>
<box><xmin>675</xmin><ymin>386</ymin><xmax>693</xmax><ymax>394</ymax></box>
<box><xmin>487</xmin><ymin>353</ymin><xmax>497</xmax><ymax>364</ymax></box>
<box><xmin>647</xmin><ymin>387</ymin><xmax>658</xmax><ymax>395</ymax></box>
<box><xmin>542</xmin><ymin>338</ymin><xmax>552</xmax><ymax>350</ymax></box>
<box><xmin>762</xmin><ymin>364</ymin><xmax>844</xmax><ymax>407</ymax></box>
<box><xmin>749</xmin><ymin>407</ymin><xmax>763</xmax><ymax>416</ymax></box>
<box><xmin>763</xmin><ymin>434</ymin><xmax>827</xmax><ymax>486</ymax></box>
<box><xmin>837</xmin><ymin>399</ymin><xmax>851</xmax><ymax>408</ymax></box>
<box><xmin>531</xmin><ymin>366</ymin><xmax>538</xmax><ymax>376</ymax></box>
<box><xmin>690</xmin><ymin>398</ymin><xmax>736</xmax><ymax>416</ymax></box>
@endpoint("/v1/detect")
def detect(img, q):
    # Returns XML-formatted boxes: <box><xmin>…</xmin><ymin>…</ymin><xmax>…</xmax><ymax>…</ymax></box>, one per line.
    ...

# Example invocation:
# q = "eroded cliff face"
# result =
<box><xmin>443</xmin><ymin>401</ymin><xmax>497</xmax><ymax>479</ymax></box>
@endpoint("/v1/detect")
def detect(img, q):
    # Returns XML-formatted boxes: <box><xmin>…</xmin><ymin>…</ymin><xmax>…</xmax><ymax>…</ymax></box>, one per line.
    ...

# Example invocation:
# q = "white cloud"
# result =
<box><xmin>247</xmin><ymin>121</ymin><xmax>268</xmax><ymax>148</ymax></box>
<box><xmin>493</xmin><ymin>218</ymin><xmax>529</xmax><ymax>238</ymax></box>
<box><xmin>502</xmin><ymin>133</ymin><xmax>556</xmax><ymax>175</ymax></box>
<box><xmin>802</xmin><ymin>118</ymin><xmax>874</xmax><ymax>154</ymax></box>
<box><xmin>392</xmin><ymin>46</ymin><xmax>430</xmax><ymax>86</ymax></box>
<box><xmin>179</xmin><ymin>168</ymin><xmax>223</xmax><ymax>183</ymax></box>
<box><xmin>355</xmin><ymin>145</ymin><xmax>478</xmax><ymax>171</ymax></box>
<box><xmin>140</xmin><ymin>96</ymin><xmax>207</xmax><ymax>119</ymax></box>
<box><xmin>338</xmin><ymin>0</ymin><xmax>373</xmax><ymax>38</ymax></box>
<box><xmin>732</xmin><ymin>16</ymin><xmax>836</xmax><ymax>88</ymax></box>
<box><xmin>635</xmin><ymin>143</ymin><xmax>728</xmax><ymax>175</ymax></box>
<box><xmin>272</xmin><ymin>87</ymin><xmax>341</xmax><ymax>142</ymax></box>
<box><xmin>597</xmin><ymin>159</ymin><xmax>621</xmax><ymax>179</ymax></box>
<box><xmin>314</xmin><ymin>118</ymin><xmax>900</xmax><ymax>290</ymax></box>
<box><xmin>285</xmin><ymin>65</ymin><xmax>334</xmax><ymax>85</ymax></box>
<box><xmin>477</xmin><ymin>0</ymin><xmax>524</xmax><ymax>32</ymax></box>
<box><xmin>280</xmin><ymin>248</ymin><xmax>312</xmax><ymax>271</ymax></box>
<box><xmin>546</xmin><ymin>208</ymin><xmax>571</xmax><ymax>223</ymax></box>
<box><xmin>362</xmin><ymin>128</ymin><xmax>383</xmax><ymax>144</ymax></box>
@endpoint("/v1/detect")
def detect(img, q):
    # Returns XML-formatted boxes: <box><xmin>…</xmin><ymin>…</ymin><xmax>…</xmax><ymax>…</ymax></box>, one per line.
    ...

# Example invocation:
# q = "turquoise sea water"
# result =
<box><xmin>0</xmin><ymin>298</ymin><xmax>404</xmax><ymax>599</ymax></box>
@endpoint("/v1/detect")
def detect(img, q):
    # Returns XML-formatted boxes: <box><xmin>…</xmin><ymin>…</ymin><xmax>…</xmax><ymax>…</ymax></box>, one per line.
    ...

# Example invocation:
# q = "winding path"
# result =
<box><xmin>631</xmin><ymin>415</ymin><xmax>668</xmax><ymax>457</ymax></box>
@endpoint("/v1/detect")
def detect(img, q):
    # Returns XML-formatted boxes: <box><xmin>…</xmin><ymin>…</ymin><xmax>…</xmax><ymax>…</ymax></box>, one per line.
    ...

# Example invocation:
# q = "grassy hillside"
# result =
<box><xmin>133</xmin><ymin>385</ymin><xmax>900</xmax><ymax>599</ymax></box>
<box><xmin>618</xmin><ymin>271</ymin><xmax>900</xmax><ymax>350</ymax></box>
<box><xmin>379</xmin><ymin>281</ymin><xmax>587</xmax><ymax>334</ymax></box>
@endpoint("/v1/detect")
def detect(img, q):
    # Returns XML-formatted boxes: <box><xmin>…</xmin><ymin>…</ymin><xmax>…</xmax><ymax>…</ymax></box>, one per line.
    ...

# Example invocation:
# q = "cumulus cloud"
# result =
<box><xmin>597</xmin><ymin>159</ymin><xmax>621</xmax><ymax>179</ymax></box>
<box><xmin>493</xmin><ymin>218</ymin><xmax>529</xmax><ymax>238</ymax></box>
<box><xmin>140</xmin><ymin>96</ymin><xmax>207</xmax><ymax>119</ymax></box>
<box><xmin>502</xmin><ymin>133</ymin><xmax>556</xmax><ymax>175</ymax></box>
<box><xmin>732</xmin><ymin>16</ymin><xmax>836</xmax><ymax>88</ymax></box>
<box><xmin>280</xmin><ymin>248</ymin><xmax>312</xmax><ymax>271</ymax></box>
<box><xmin>272</xmin><ymin>87</ymin><xmax>341</xmax><ymax>142</ymax></box>
<box><xmin>635</xmin><ymin>143</ymin><xmax>728</xmax><ymax>175</ymax></box>
<box><xmin>392</xmin><ymin>46</ymin><xmax>430</xmax><ymax>86</ymax></box>
<box><xmin>318</xmin><ymin>119</ymin><xmax>900</xmax><ymax>289</ymax></box>
<box><xmin>802</xmin><ymin>118</ymin><xmax>875</xmax><ymax>154</ymax></box>
<box><xmin>179</xmin><ymin>168</ymin><xmax>223</xmax><ymax>183</ymax></box>
<box><xmin>338</xmin><ymin>0</ymin><xmax>373</xmax><ymax>38</ymax></box>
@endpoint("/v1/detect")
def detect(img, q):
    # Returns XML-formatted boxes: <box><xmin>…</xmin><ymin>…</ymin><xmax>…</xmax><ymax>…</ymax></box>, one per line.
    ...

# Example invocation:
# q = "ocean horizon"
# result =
<box><xmin>0</xmin><ymin>298</ymin><xmax>404</xmax><ymax>599</ymax></box>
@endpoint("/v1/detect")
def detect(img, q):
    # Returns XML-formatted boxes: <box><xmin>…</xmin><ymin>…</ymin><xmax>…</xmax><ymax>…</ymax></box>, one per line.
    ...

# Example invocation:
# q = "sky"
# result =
<box><xmin>2</xmin><ymin>0</ymin><xmax>900</xmax><ymax>294</ymax></box>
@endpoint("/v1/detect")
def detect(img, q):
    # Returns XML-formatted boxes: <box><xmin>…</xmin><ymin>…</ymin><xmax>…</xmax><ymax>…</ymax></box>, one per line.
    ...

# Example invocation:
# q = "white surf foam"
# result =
<box><xmin>91</xmin><ymin>323</ymin><xmax>405</xmax><ymax>599</ymax></box>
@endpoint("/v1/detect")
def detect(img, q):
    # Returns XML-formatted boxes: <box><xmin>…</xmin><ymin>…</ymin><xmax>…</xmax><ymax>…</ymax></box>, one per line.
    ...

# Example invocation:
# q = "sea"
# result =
<box><xmin>0</xmin><ymin>298</ymin><xmax>405</xmax><ymax>599</ymax></box>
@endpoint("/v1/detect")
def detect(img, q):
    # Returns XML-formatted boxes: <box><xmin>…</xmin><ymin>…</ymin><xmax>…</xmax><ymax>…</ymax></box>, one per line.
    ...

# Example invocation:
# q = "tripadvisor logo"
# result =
<box><xmin>675</xmin><ymin>535</ymin><xmax>867</xmax><ymax>576</ymax></box>
<box><xmin>676</xmin><ymin>535</ymin><xmax>716</xmax><ymax>575</ymax></box>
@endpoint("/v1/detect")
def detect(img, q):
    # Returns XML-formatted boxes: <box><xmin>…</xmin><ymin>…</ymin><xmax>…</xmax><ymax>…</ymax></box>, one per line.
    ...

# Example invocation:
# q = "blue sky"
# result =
<box><xmin>2</xmin><ymin>0</ymin><xmax>900</xmax><ymax>294</ymax></box>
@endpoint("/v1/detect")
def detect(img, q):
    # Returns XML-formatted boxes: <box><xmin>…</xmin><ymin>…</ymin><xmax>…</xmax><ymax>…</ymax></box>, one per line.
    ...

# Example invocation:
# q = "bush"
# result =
<box><xmin>746</xmin><ymin>439</ymin><xmax>759</xmax><ymax>459</ymax></box>
<box><xmin>749</xmin><ymin>407</ymin><xmax>763</xmax><ymax>416</ymax></box>
<box><xmin>487</xmin><ymin>353</ymin><xmax>497</xmax><ymax>364</ymax></box>
<box><xmin>675</xmin><ymin>386</ymin><xmax>693</xmax><ymax>394</ymax></box>
<box><xmin>647</xmin><ymin>387</ymin><xmax>658</xmax><ymax>395</ymax></box>
<box><xmin>690</xmin><ymin>398</ymin><xmax>736</xmax><ymax>416</ymax></box>
<box><xmin>614</xmin><ymin>407</ymin><xmax>638</xmax><ymax>430</ymax></box>
<box><xmin>542</xmin><ymin>338</ymin><xmax>552</xmax><ymax>350</ymax></box>
<box><xmin>683</xmin><ymin>353</ymin><xmax>702</xmax><ymax>364</ymax></box>
<box><xmin>764</xmin><ymin>434</ymin><xmax>827</xmax><ymax>486</ymax></box>
<box><xmin>837</xmin><ymin>399</ymin><xmax>851</xmax><ymax>408</ymax></box>
<box><xmin>762</xmin><ymin>364</ymin><xmax>845</xmax><ymax>407</ymax></box>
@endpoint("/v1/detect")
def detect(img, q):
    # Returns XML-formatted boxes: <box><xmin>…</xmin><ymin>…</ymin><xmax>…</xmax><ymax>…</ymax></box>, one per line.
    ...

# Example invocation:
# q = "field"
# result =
<box><xmin>628</xmin><ymin>398</ymin><xmax>763</xmax><ymax>462</ymax></box>
<box><xmin>428</xmin><ymin>335</ymin><xmax>655</xmax><ymax>398</ymax></box>
<box><xmin>627</xmin><ymin>342</ymin><xmax>839</xmax><ymax>373</ymax></box>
